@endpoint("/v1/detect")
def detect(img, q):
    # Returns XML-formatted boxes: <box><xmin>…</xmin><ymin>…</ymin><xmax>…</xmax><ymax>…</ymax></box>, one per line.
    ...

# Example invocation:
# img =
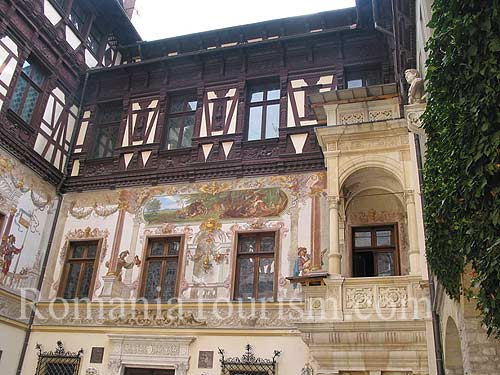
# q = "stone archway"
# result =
<box><xmin>444</xmin><ymin>317</ymin><xmax>464</xmax><ymax>375</ymax></box>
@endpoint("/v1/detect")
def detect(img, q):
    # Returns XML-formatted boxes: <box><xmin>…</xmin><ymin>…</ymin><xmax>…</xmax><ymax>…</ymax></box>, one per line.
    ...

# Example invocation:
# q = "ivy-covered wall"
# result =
<box><xmin>422</xmin><ymin>0</ymin><xmax>500</xmax><ymax>335</ymax></box>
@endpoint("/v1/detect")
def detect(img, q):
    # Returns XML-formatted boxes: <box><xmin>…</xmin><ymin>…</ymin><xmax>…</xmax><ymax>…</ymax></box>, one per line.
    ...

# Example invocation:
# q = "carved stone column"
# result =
<box><xmin>405</xmin><ymin>190</ymin><xmax>421</xmax><ymax>275</ymax></box>
<box><xmin>327</xmin><ymin>196</ymin><xmax>341</xmax><ymax>276</ymax></box>
<box><xmin>100</xmin><ymin>199</ymin><xmax>127</xmax><ymax>298</ymax></box>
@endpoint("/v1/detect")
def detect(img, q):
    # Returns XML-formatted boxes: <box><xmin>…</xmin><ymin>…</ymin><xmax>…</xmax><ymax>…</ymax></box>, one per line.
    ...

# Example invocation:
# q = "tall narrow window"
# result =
<box><xmin>92</xmin><ymin>103</ymin><xmax>122</xmax><ymax>158</ymax></box>
<box><xmin>141</xmin><ymin>237</ymin><xmax>181</xmax><ymax>301</ymax></box>
<box><xmin>69</xmin><ymin>2</ymin><xmax>86</xmax><ymax>32</ymax></box>
<box><xmin>234</xmin><ymin>232</ymin><xmax>276</xmax><ymax>301</ymax></box>
<box><xmin>59</xmin><ymin>241</ymin><xmax>99</xmax><ymax>299</ymax></box>
<box><xmin>163</xmin><ymin>94</ymin><xmax>197</xmax><ymax>150</ymax></box>
<box><xmin>352</xmin><ymin>226</ymin><xmax>398</xmax><ymax>277</ymax></box>
<box><xmin>246</xmin><ymin>84</ymin><xmax>280</xmax><ymax>141</ymax></box>
<box><xmin>87</xmin><ymin>25</ymin><xmax>103</xmax><ymax>56</ymax></box>
<box><xmin>9</xmin><ymin>60</ymin><xmax>46</xmax><ymax>124</ymax></box>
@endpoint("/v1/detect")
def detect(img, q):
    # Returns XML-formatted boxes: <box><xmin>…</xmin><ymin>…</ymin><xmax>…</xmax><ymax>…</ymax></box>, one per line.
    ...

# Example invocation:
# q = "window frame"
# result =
<box><xmin>8</xmin><ymin>58</ymin><xmax>48</xmax><ymax>126</ymax></box>
<box><xmin>139</xmin><ymin>235</ymin><xmax>184</xmax><ymax>302</ymax></box>
<box><xmin>162</xmin><ymin>93</ymin><xmax>198</xmax><ymax>150</ymax></box>
<box><xmin>58</xmin><ymin>240</ymin><xmax>101</xmax><ymax>299</ymax></box>
<box><xmin>233</xmin><ymin>230</ymin><xmax>278</xmax><ymax>301</ymax></box>
<box><xmin>245</xmin><ymin>82</ymin><xmax>281</xmax><ymax>141</ymax></box>
<box><xmin>344</xmin><ymin>65</ymin><xmax>383</xmax><ymax>89</ymax></box>
<box><xmin>351</xmin><ymin>224</ymin><xmax>400</xmax><ymax>277</ymax></box>
<box><xmin>90</xmin><ymin>102</ymin><xmax>123</xmax><ymax>159</ymax></box>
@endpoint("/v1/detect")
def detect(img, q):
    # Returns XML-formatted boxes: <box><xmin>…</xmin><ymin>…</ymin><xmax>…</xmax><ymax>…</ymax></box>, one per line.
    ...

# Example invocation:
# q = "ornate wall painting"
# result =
<box><xmin>0</xmin><ymin>150</ymin><xmax>57</xmax><ymax>293</ymax></box>
<box><xmin>142</xmin><ymin>188</ymin><xmax>288</xmax><ymax>224</ymax></box>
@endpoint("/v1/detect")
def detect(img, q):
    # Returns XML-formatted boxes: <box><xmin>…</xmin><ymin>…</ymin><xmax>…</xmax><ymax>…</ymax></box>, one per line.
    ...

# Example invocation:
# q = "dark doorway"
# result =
<box><xmin>124</xmin><ymin>369</ymin><xmax>174</xmax><ymax>375</ymax></box>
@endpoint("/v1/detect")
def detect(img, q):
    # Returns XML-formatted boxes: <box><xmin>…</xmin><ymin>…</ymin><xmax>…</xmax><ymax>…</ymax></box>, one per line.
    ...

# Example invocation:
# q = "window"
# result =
<box><xmin>163</xmin><ymin>94</ymin><xmax>197</xmax><ymax>150</ymax></box>
<box><xmin>9</xmin><ymin>60</ymin><xmax>46</xmax><ymax>123</ymax></box>
<box><xmin>87</xmin><ymin>25</ymin><xmax>103</xmax><ymax>55</ymax></box>
<box><xmin>246</xmin><ymin>84</ymin><xmax>280</xmax><ymax>141</ymax></box>
<box><xmin>69</xmin><ymin>2</ymin><xmax>86</xmax><ymax>32</ymax></box>
<box><xmin>234</xmin><ymin>232</ymin><xmax>276</xmax><ymax>301</ymax></box>
<box><xmin>59</xmin><ymin>241</ymin><xmax>99</xmax><ymax>299</ymax></box>
<box><xmin>35</xmin><ymin>341</ymin><xmax>82</xmax><ymax>375</ymax></box>
<box><xmin>92</xmin><ymin>103</ymin><xmax>122</xmax><ymax>158</ymax></box>
<box><xmin>352</xmin><ymin>226</ymin><xmax>399</xmax><ymax>277</ymax></box>
<box><xmin>141</xmin><ymin>237</ymin><xmax>181</xmax><ymax>301</ymax></box>
<box><xmin>345</xmin><ymin>66</ymin><xmax>382</xmax><ymax>88</ymax></box>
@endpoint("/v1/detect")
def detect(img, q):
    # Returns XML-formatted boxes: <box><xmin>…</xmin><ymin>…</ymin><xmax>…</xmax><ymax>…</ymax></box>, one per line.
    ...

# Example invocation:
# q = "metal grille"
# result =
<box><xmin>35</xmin><ymin>341</ymin><xmax>83</xmax><ymax>375</ymax></box>
<box><xmin>219</xmin><ymin>344</ymin><xmax>280</xmax><ymax>375</ymax></box>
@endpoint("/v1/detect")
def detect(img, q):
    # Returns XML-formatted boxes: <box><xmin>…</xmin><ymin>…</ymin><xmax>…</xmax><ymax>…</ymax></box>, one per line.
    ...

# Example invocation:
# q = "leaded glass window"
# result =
<box><xmin>235</xmin><ymin>232</ymin><xmax>276</xmax><ymax>301</ymax></box>
<box><xmin>141</xmin><ymin>237</ymin><xmax>181</xmax><ymax>301</ymax></box>
<box><xmin>9</xmin><ymin>60</ymin><xmax>46</xmax><ymax>124</ymax></box>
<box><xmin>60</xmin><ymin>241</ymin><xmax>99</xmax><ymax>299</ymax></box>
<box><xmin>92</xmin><ymin>103</ymin><xmax>122</xmax><ymax>158</ymax></box>
<box><xmin>163</xmin><ymin>94</ymin><xmax>197</xmax><ymax>150</ymax></box>
<box><xmin>352</xmin><ymin>225</ymin><xmax>399</xmax><ymax>277</ymax></box>
<box><xmin>246</xmin><ymin>83</ymin><xmax>280</xmax><ymax>141</ymax></box>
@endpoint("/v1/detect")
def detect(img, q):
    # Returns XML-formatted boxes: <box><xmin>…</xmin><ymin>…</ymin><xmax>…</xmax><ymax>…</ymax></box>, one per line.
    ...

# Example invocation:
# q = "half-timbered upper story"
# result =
<box><xmin>0</xmin><ymin>0</ymin><xmax>140</xmax><ymax>185</ymax></box>
<box><xmin>0</xmin><ymin>0</ymin><xmax>415</xmax><ymax>190</ymax></box>
<box><xmin>66</xmin><ymin>0</ymin><xmax>415</xmax><ymax>192</ymax></box>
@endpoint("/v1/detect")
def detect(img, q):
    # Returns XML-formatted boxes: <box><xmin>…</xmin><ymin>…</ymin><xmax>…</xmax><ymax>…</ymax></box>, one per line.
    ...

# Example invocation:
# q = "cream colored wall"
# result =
<box><xmin>0</xmin><ymin>321</ymin><xmax>26</xmax><ymax>374</ymax></box>
<box><xmin>41</xmin><ymin>172</ymin><xmax>328</xmax><ymax>302</ymax></box>
<box><xmin>22</xmin><ymin>330</ymin><xmax>309</xmax><ymax>375</ymax></box>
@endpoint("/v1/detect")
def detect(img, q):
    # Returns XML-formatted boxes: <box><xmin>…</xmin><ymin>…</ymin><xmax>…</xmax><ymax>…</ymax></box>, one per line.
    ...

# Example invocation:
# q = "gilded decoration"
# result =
<box><xmin>59</xmin><ymin>227</ymin><xmax>109</xmax><ymax>264</ymax></box>
<box><xmin>0</xmin><ymin>153</ymin><xmax>54</xmax><ymax>211</ymax></box>
<box><xmin>187</xmin><ymin>219</ymin><xmax>229</xmax><ymax>274</ymax></box>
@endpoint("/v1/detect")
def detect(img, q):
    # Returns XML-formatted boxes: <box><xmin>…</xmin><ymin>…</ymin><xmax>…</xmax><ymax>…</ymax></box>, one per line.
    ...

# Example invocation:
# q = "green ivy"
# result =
<box><xmin>422</xmin><ymin>0</ymin><xmax>500</xmax><ymax>335</ymax></box>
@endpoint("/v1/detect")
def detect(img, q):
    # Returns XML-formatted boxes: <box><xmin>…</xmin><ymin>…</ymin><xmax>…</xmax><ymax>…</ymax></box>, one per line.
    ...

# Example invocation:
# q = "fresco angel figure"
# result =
<box><xmin>0</xmin><ymin>234</ymin><xmax>23</xmax><ymax>275</ymax></box>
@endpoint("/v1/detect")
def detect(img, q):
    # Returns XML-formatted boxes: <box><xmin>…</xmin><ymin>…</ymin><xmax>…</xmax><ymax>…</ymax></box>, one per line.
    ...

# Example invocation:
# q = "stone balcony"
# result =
<box><xmin>296</xmin><ymin>276</ymin><xmax>432</xmax><ymax>375</ymax></box>
<box><xmin>301</xmin><ymin>275</ymin><xmax>430</xmax><ymax>322</ymax></box>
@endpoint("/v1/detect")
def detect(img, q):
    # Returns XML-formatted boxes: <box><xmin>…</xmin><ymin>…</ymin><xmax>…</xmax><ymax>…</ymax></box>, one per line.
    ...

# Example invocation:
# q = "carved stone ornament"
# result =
<box><xmin>379</xmin><ymin>286</ymin><xmax>408</xmax><ymax>308</ymax></box>
<box><xmin>107</xmin><ymin>335</ymin><xmax>193</xmax><ymax>375</ymax></box>
<box><xmin>34</xmin><ymin>305</ymin><xmax>302</xmax><ymax>329</ymax></box>
<box><xmin>301</xmin><ymin>363</ymin><xmax>314</xmax><ymax>375</ymax></box>
<box><xmin>106</xmin><ymin>308</ymin><xmax>207</xmax><ymax>327</ymax></box>
<box><xmin>405</xmin><ymin>69</ymin><xmax>425</xmax><ymax>104</ymax></box>
<box><xmin>86</xmin><ymin>368</ymin><xmax>98</xmax><ymax>375</ymax></box>
<box><xmin>345</xmin><ymin>287</ymin><xmax>374</xmax><ymax>309</ymax></box>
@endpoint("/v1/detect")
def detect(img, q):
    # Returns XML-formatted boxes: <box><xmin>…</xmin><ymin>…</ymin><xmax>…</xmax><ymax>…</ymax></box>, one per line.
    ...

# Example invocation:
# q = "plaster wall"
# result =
<box><xmin>22</xmin><ymin>330</ymin><xmax>309</xmax><ymax>375</ymax></box>
<box><xmin>0</xmin><ymin>321</ymin><xmax>25</xmax><ymax>375</ymax></box>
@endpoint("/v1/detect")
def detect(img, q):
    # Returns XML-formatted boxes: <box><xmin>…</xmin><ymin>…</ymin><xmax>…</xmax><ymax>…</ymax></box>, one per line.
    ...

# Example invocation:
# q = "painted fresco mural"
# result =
<box><xmin>46</xmin><ymin>172</ymin><xmax>328</xmax><ymax>301</ymax></box>
<box><xmin>0</xmin><ymin>149</ymin><xmax>57</xmax><ymax>294</ymax></box>
<box><xmin>143</xmin><ymin>188</ymin><xmax>288</xmax><ymax>223</ymax></box>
